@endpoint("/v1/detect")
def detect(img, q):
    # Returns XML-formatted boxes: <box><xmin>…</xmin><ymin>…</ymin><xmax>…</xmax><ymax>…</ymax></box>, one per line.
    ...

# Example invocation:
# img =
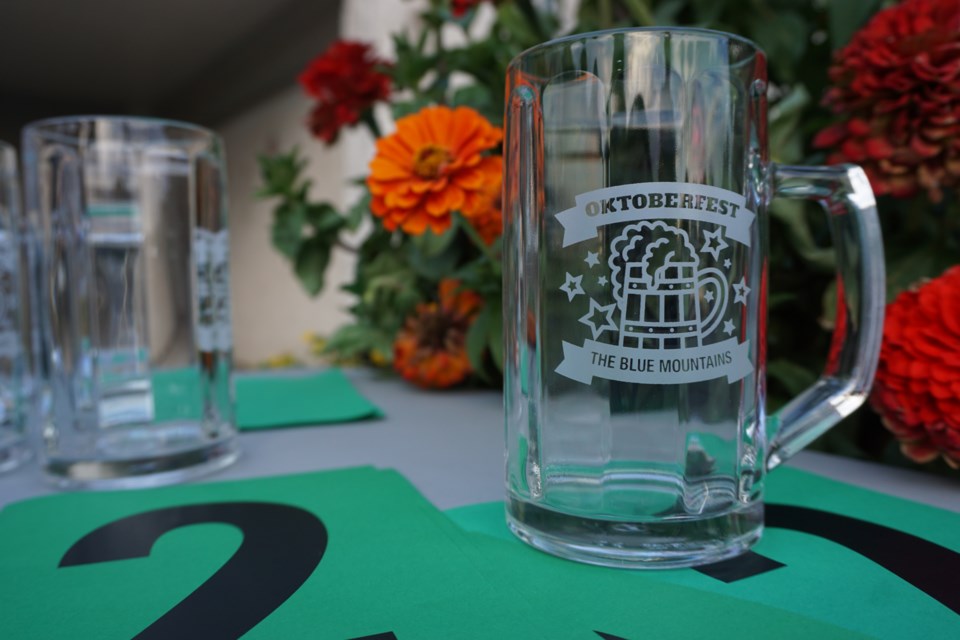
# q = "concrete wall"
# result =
<box><xmin>221</xmin><ymin>0</ymin><xmax>425</xmax><ymax>367</ymax></box>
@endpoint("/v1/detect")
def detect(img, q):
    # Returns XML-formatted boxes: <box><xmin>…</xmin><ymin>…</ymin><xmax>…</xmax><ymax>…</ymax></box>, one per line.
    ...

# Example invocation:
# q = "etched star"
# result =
<box><xmin>598</xmin><ymin>275</ymin><xmax>608</xmax><ymax>286</ymax></box>
<box><xmin>700</xmin><ymin>227</ymin><xmax>728</xmax><ymax>261</ymax></box>
<box><xmin>723</xmin><ymin>258</ymin><xmax>732</xmax><ymax>269</ymax></box>
<box><xmin>584</xmin><ymin>251</ymin><xmax>600</xmax><ymax>268</ymax></box>
<box><xmin>560</xmin><ymin>272</ymin><xmax>585</xmax><ymax>302</ymax></box>
<box><xmin>733</xmin><ymin>277</ymin><xmax>751</xmax><ymax>305</ymax></box>
<box><xmin>579</xmin><ymin>298</ymin><xmax>618</xmax><ymax>339</ymax></box>
<box><xmin>704</xmin><ymin>289</ymin><xmax>715</xmax><ymax>302</ymax></box>
<box><xmin>723</xmin><ymin>319</ymin><xmax>736</xmax><ymax>336</ymax></box>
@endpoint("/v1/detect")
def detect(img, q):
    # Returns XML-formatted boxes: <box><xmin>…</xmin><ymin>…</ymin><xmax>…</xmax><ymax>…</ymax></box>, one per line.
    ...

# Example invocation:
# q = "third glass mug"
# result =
<box><xmin>503</xmin><ymin>28</ymin><xmax>885</xmax><ymax>568</ymax></box>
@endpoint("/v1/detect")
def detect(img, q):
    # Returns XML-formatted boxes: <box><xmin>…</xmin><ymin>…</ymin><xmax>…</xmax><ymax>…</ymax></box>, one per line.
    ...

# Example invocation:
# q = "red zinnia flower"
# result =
<box><xmin>299</xmin><ymin>40</ymin><xmax>392</xmax><ymax>144</ymax></box>
<box><xmin>393</xmin><ymin>280</ymin><xmax>483</xmax><ymax>389</ymax></box>
<box><xmin>451</xmin><ymin>0</ymin><xmax>484</xmax><ymax>16</ymax></box>
<box><xmin>813</xmin><ymin>0</ymin><xmax>960</xmax><ymax>201</ymax></box>
<box><xmin>870</xmin><ymin>266</ymin><xmax>960</xmax><ymax>467</ymax></box>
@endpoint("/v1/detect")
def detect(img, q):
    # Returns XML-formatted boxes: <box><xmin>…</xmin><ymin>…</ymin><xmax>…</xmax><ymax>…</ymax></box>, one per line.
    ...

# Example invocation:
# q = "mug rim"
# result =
<box><xmin>510</xmin><ymin>26</ymin><xmax>764</xmax><ymax>68</ymax></box>
<box><xmin>22</xmin><ymin>114</ymin><xmax>220</xmax><ymax>147</ymax></box>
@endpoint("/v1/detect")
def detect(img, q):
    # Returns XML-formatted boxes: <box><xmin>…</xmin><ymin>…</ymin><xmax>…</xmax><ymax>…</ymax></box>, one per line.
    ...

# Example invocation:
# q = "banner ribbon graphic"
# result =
<box><xmin>555</xmin><ymin>182</ymin><xmax>756</xmax><ymax>247</ymax></box>
<box><xmin>556</xmin><ymin>338</ymin><xmax>753</xmax><ymax>385</ymax></box>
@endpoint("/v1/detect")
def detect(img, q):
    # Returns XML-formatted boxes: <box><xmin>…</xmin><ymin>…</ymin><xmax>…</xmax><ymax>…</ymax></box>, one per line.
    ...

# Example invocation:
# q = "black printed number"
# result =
<box><xmin>59</xmin><ymin>502</ymin><xmax>328</xmax><ymax>640</ymax></box>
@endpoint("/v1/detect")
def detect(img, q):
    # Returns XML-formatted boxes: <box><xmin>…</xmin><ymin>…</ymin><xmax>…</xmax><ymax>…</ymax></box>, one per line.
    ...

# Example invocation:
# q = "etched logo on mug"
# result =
<box><xmin>554</xmin><ymin>183</ymin><xmax>756</xmax><ymax>386</ymax></box>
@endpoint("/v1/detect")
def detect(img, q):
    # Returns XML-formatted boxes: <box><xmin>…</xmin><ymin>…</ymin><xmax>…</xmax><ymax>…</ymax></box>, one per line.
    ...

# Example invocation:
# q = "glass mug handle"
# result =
<box><xmin>766</xmin><ymin>164</ymin><xmax>886</xmax><ymax>470</ymax></box>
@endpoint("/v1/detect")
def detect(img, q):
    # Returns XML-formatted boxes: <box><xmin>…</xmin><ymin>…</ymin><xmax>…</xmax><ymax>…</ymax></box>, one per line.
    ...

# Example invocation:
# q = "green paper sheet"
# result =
<box><xmin>234</xmin><ymin>370</ymin><xmax>383</xmax><ymax>430</ymax></box>
<box><xmin>455</xmin><ymin>529</ymin><xmax>872</xmax><ymax>640</ymax></box>
<box><xmin>0</xmin><ymin>467</ymin><xmax>864</xmax><ymax>639</ymax></box>
<box><xmin>151</xmin><ymin>368</ymin><xmax>382</xmax><ymax>430</ymax></box>
<box><xmin>445</xmin><ymin>468</ymin><xmax>960</xmax><ymax>639</ymax></box>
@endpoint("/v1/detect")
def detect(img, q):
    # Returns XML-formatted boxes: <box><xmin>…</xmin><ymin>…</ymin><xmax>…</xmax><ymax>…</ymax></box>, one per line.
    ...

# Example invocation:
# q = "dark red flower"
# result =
<box><xmin>824</xmin><ymin>277</ymin><xmax>848</xmax><ymax>377</ymax></box>
<box><xmin>813</xmin><ymin>0</ymin><xmax>960</xmax><ymax>201</ymax></box>
<box><xmin>298</xmin><ymin>40</ymin><xmax>391</xmax><ymax>144</ymax></box>
<box><xmin>451</xmin><ymin>0</ymin><xmax>484</xmax><ymax>17</ymax></box>
<box><xmin>869</xmin><ymin>266</ymin><xmax>960</xmax><ymax>467</ymax></box>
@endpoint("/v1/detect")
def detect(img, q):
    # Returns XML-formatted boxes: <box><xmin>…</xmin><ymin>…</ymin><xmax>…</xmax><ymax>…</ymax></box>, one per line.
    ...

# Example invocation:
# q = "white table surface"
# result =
<box><xmin>1</xmin><ymin>369</ymin><xmax>958</xmax><ymax>513</ymax></box>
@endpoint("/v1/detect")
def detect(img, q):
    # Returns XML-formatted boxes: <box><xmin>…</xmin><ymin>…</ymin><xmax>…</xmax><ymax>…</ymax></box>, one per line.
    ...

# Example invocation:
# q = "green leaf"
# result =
<box><xmin>324</xmin><ymin>323</ymin><xmax>395</xmax><ymax>363</ymax></box>
<box><xmin>391</xmin><ymin>95</ymin><xmax>434</xmax><ymax>120</ymax></box>
<box><xmin>451</xmin><ymin>84</ymin><xmax>493</xmax><ymax>112</ymax></box>
<box><xmin>465</xmin><ymin>305</ymin><xmax>491</xmax><ymax>382</ymax></box>
<box><xmin>621</xmin><ymin>0</ymin><xmax>655</xmax><ymax>26</ymax></box>
<box><xmin>820</xmin><ymin>278</ymin><xmax>839</xmax><ymax>330</ymax></box>
<box><xmin>345</xmin><ymin>192</ymin><xmax>371</xmax><ymax>231</ymax></box>
<box><xmin>690</xmin><ymin>0</ymin><xmax>725</xmax><ymax>25</ymax></box>
<box><xmin>886</xmin><ymin>250</ymin><xmax>939</xmax><ymax>301</ymax></box>
<box><xmin>748</xmin><ymin>11</ymin><xmax>809</xmax><ymax>81</ymax></box>
<box><xmin>768</xmin><ymin>292</ymin><xmax>796</xmax><ymax>310</ymax></box>
<box><xmin>651</xmin><ymin>0</ymin><xmax>686</xmax><ymax>24</ymax></box>
<box><xmin>827</xmin><ymin>0</ymin><xmax>882</xmax><ymax>50</ymax></box>
<box><xmin>767</xmin><ymin>358</ymin><xmax>818</xmax><ymax>398</ymax></box>
<box><xmin>271</xmin><ymin>202</ymin><xmax>307</xmax><ymax>260</ymax></box>
<box><xmin>451</xmin><ymin>253</ymin><xmax>502</xmax><ymax>299</ymax></box>
<box><xmin>406</xmin><ymin>244</ymin><xmax>462</xmax><ymax>282</ymax></box>
<box><xmin>294</xmin><ymin>239</ymin><xmax>332</xmax><ymax>296</ymax></box>
<box><xmin>769</xmin><ymin>85</ymin><xmax>810</xmax><ymax>165</ymax></box>
<box><xmin>769</xmin><ymin>199</ymin><xmax>836</xmax><ymax>272</ymax></box>
<box><xmin>360</xmin><ymin>264</ymin><xmax>423</xmax><ymax>332</ymax></box>
<box><xmin>323</xmin><ymin>324</ymin><xmax>372</xmax><ymax>353</ymax></box>
<box><xmin>305</xmin><ymin>202</ymin><xmax>345</xmax><ymax>234</ymax></box>
<box><xmin>496</xmin><ymin>3</ymin><xmax>541</xmax><ymax>47</ymax></box>
<box><xmin>256</xmin><ymin>150</ymin><xmax>306</xmax><ymax>199</ymax></box>
<box><xmin>414</xmin><ymin>221</ymin><xmax>459</xmax><ymax>257</ymax></box>
<box><xmin>390</xmin><ymin>33</ymin><xmax>439</xmax><ymax>91</ymax></box>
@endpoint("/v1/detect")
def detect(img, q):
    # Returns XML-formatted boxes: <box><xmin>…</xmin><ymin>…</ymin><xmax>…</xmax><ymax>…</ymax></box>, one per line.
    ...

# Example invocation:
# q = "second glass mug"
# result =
<box><xmin>503</xmin><ymin>28</ymin><xmax>885</xmax><ymax>567</ymax></box>
<box><xmin>22</xmin><ymin>117</ymin><xmax>239</xmax><ymax>488</ymax></box>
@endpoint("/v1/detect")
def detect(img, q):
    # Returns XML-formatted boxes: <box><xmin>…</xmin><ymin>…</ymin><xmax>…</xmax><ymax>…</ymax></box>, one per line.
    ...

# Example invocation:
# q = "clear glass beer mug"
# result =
<box><xmin>503</xmin><ymin>28</ymin><xmax>885</xmax><ymax>567</ymax></box>
<box><xmin>0</xmin><ymin>141</ymin><xmax>30</xmax><ymax>473</ymax></box>
<box><xmin>22</xmin><ymin>117</ymin><xmax>238</xmax><ymax>488</ymax></box>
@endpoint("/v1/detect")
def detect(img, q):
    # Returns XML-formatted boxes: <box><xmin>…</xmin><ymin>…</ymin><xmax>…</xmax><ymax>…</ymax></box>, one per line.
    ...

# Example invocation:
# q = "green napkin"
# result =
<box><xmin>234</xmin><ymin>369</ymin><xmax>383</xmax><ymax>430</ymax></box>
<box><xmin>445</xmin><ymin>468</ymin><xmax>960</xmax><ymax>639</ymax></box>
<box><xmin>0</xmin><ymin>467</ymin><xmax>531</xmax><ymax>639</ymax></box>
<box><xmin>0</xmin><ymin>466</ymin><xmax>866</xmax><ymax>639</ymax></box>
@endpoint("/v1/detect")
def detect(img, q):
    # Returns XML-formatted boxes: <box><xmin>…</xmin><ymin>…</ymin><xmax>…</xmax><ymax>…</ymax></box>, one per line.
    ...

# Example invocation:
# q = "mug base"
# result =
<box><xmin>507</xmin><ymin>496</ymin><xmax>763</xmax><ymax>569</ymax></box>
<box><xmin>43</xmin><ymin>430</ymin><xmax>240</xmax><ymax>490</ymax></box>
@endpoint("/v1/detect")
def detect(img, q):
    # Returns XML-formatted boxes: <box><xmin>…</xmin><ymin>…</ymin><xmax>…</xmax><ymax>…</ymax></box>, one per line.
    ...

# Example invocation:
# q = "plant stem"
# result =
<box><xmin>360</xmin><ymin>109</ymin><xmax>382</xmax><ymax>140</ymax></box>
<box><xmin>598</xmin><ymin>0</ymin><xmax>613</xmax><ymax>29</ymax></box>
<box><xmin>515</xmin><ymin>0</ymin><xmax>550</xmax><ymax>41</ymax></box>
<box><xmin>335</xmin><ymin>239</ymin><xmax>359</xmax><ymax>254</ymax></box>
<box><xmin>431</xmin><ymin>19</ymin><xmax>450</xmax><ymax>103</ymax></box>
<box><xmin>458</xmin><ymin>213</ymin><xmax>498</xmax><ymax>263</ymax></box>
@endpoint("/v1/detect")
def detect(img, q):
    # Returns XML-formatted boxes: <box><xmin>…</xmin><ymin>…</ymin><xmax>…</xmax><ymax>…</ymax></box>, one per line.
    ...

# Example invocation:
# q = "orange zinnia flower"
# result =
<box><xmin>393</xmin><ymin>279</ymin><xmax>483</xmax><ymax>389</ymax></box>
<box><xmin>367</xmin><ymin>105</ymin><xmax>502</xmax><ymax>235</ymax></box>
<box><xmin>461</xmin><ymin>161</ymin><xmax>503</xmax><ymax>245</ymax></box>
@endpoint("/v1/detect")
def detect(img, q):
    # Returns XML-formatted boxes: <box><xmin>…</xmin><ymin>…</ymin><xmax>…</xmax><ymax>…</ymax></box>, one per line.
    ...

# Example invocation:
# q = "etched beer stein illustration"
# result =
<box><xmin>503</xmin><ymin>28</ymin><xmax>886</xmax><ymax>567</ymax></box>
<box><xmin>613</xmin><ymin>222</ymin><xmax>728</xmax><ymax>351</ymax></box>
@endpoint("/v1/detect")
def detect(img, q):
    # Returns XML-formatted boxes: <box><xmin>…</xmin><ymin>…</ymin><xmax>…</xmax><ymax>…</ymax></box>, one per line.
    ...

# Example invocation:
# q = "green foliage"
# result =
<box><xmin>258</xmin><ymin>150</ymin><xmax>348</xmax><ymax>295</ymax></box>
<box><xmin>827</xmin><ymin>0</ymin><xmax>885</xmax><ymax>49</ymax></box>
